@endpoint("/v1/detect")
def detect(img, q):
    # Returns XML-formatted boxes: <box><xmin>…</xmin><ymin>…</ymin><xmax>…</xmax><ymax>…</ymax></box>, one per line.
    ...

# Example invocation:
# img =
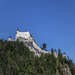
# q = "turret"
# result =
<box><xmin>53</xmin><ymin>50</ymin><xmax>58</xmax><ymax>58</ymax></box>
<box><xmin>8</xmin><ymin>36</ymin><xmax>12</xmax><ymax>41</ymax></box>
<box><xmin>16</xmin><ymin>28</ymin><xmax>20</xmax><ymax>34</ymax></box>
<box><xmin>62</xmin><ymin>52</ymin><xmax>66</xmax><ymax>58</ymax></box>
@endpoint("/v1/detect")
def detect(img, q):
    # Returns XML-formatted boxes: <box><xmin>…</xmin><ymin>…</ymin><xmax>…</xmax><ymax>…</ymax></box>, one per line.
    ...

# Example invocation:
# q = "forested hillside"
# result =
<box><xmin>0</xmin><ymin>40</ymin><xmax>75</xmax><ymax>75</ymax></box>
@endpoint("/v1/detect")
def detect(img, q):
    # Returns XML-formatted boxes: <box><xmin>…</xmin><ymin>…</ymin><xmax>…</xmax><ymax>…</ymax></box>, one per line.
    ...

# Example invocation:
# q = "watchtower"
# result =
<box><xmin>8</xmin><ymin>36</ymin><xmax>12</xmax><ymax>41</ymax></box>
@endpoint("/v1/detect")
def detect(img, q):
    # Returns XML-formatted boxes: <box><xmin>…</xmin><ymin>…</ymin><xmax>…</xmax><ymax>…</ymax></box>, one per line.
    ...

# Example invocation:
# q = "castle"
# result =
<box><xmin>8</xmin><ymin>28</ymin><xmax>66</xmax><ymax>58</ymax></box>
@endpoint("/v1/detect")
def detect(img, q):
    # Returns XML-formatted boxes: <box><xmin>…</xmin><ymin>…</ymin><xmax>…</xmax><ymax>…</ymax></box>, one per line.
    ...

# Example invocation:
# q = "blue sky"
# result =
<box><xmin>0</xmin><ymin>0</ymin><xmax>75</xmax><ymax>62</ymax></box>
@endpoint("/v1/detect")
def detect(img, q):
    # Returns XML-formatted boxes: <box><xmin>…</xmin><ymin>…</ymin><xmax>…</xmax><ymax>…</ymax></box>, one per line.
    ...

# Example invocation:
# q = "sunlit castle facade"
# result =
<box><xmin>15</xmin><ymin>28</ymin><xmax>33</xmax><ymax>42</ymax></box>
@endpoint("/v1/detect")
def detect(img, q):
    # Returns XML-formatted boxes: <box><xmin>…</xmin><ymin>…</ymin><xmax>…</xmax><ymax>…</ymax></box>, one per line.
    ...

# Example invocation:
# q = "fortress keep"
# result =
<box><xmin>8</xmin><ymin>28</ymin><xmax>66</xmax><ymax>57</ymax></box>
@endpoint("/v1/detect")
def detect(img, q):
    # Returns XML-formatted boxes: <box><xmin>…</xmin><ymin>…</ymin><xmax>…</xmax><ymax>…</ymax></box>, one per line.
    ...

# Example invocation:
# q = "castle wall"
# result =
<box><xmin>14</xmin><ymin>30</ymin><xmax>66</xmax><ymax>58</ymax></box>
<box><xmin>16</xmin><ymin>32</ymin><xmax>31</xmax><ymax>40</ymax></box>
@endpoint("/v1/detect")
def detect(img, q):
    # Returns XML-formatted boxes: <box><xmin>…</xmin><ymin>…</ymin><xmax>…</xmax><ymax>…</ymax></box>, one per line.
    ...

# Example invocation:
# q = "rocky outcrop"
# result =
<box><xmin>56</xmin><ymin>63</ymin><xmax>72</xmax><ymax>75</ymax></box>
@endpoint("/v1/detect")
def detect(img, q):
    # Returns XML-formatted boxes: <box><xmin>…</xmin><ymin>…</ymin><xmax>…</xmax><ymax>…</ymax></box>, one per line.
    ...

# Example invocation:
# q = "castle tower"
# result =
<box><xmin>8</xmin><ymin>36</ymin><xmax>12</xmax><ymax>41</ymax></box>
<box><xmin>62</xmin><ymin>52</ymin><xmax>66</xmax><ymax>58</ymax></box>
<box><xmin>16</xmin><ymin>28</ymin><xmax>20</xmax><ymax>34</ymax></box>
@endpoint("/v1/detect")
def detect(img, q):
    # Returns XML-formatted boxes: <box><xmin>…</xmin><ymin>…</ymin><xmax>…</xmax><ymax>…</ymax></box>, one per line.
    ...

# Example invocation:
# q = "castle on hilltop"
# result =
<box><xmin>8</xmin><ymin>28</ymin><xmax>66</xmax><ymax>58</ymax></box>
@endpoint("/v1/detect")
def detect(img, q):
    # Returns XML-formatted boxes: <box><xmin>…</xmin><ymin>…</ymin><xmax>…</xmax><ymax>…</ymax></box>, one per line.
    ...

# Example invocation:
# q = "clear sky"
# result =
<box><xmin>0</xmin><ymin>0</ymin><xmax>75</xmax><ymax>62</ymax></box>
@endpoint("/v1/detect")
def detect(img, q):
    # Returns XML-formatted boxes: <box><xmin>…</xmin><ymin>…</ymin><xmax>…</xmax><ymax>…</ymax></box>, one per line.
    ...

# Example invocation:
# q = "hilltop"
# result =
<box><xmin>0</xmin><ymin>39</ymin><xmax>75</xmax><ymax>75</ymax></box>
<box><xmin>0</xmin><ymin>29</ymin><xmax>75</xmax><ymax>75</ymax></box>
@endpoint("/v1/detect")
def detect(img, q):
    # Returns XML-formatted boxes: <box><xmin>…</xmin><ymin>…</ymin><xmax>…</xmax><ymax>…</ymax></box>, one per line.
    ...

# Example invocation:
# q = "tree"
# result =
<box><xmin>58</xmin><ymin>48</ymin><xmax>62</xmax><ymax>57</ymax></box>
<box><xmin>0</xmin><ymin>39</ymin><xmax>75</xmax><ymax>75</ymax></box>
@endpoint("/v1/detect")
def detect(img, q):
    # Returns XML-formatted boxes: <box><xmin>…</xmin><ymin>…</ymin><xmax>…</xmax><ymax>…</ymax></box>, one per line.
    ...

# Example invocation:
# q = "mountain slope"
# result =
<box><xmin>0</xmin><ymin>40</ymin><xmax>75</xmax><ymax>75</ymax></box>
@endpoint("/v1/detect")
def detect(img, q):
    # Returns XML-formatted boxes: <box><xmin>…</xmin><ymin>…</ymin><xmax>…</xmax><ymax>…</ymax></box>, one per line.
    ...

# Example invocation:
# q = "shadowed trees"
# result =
<box><xmin>0</xmin><ymin>40</ymin><xmax>74</xmax><ymax>75</ymax></box>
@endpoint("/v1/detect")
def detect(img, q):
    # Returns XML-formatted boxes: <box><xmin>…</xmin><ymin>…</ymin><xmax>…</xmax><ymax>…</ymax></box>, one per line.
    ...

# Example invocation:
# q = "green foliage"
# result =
<box><xmin>0</xmin><ymin>40</ymin><xmax>74</xmax><ymax>75</ymax></box>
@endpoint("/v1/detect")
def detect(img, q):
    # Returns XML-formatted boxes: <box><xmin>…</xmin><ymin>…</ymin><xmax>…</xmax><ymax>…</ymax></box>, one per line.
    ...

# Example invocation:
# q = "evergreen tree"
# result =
<box><xmin>0</xmin><ymin>40</ymin><xmax>74</xmax><ymax>75</ymax></box>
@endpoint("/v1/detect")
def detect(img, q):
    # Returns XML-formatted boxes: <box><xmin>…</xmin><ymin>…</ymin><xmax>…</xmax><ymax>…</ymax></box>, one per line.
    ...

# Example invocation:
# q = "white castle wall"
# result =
<box><xmin>16</xmin><ymin>31</ymin><xmax>31</xmax><ymax>40</ymax></box>
<box><xmin>32</xmin><ymin>40</ymin><xmax>42</xmax><ymax>51</ymax></box>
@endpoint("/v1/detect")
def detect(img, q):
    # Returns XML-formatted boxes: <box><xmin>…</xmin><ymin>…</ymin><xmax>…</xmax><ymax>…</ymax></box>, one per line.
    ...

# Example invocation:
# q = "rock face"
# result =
<box><xmin>63</xmin><ymin>64</ymin><xmax>72</xmax><ymax>75</ymax></box>
<box><xmin>56</xmin><ymin>63</ymin><xmax>72</xmax><ymax>75</ymax></box>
